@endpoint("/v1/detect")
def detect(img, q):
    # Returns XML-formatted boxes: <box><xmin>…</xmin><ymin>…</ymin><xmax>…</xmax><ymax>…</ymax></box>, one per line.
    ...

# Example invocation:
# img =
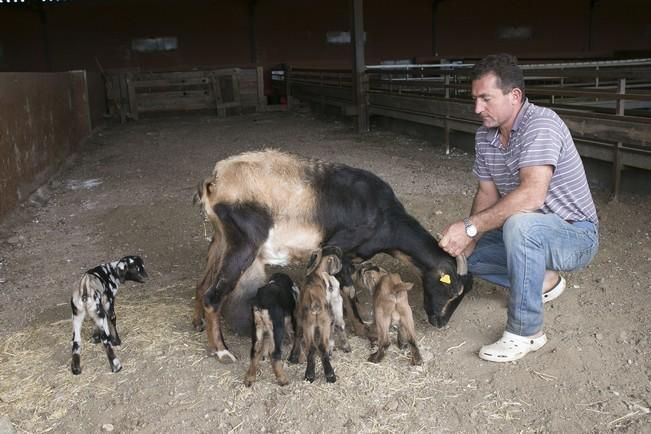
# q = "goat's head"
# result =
<box><xmin>306</xmin><ymin>245</ymin><xmax>343</xmax><ymax>276</ymax></box>
<box><xmin>117</xmin><ymin>255</ymin><xmax>148</xmax><ymax>284</ymax></box>
<box><xmin>356</xmin><ymin>262</ymin><xmax>414</xmax><ymax>296</ymax></box>
<box><xmin>353</xmin><ymin>261</ymin><xmax>388</xmax><ymax>295</ymax></box>
<box><xmin>422</xmin><ymin>255</ymin><xmax>472</xmax><ymax>328</ymax></box>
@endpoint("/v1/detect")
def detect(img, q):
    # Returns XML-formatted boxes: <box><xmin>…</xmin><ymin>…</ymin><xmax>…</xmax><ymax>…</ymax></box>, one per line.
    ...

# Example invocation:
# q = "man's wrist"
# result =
<box><xmin>463</xmin><ymin>217</ymin><xmax>478</xmax><ymax>238</ymax></box>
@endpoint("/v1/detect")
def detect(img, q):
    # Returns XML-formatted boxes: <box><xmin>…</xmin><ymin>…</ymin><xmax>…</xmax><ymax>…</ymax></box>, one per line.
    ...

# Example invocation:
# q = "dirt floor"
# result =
<box><xmin>0</xmin><ymin>109</ymin><xmax>649</xmax><ymax>433</ymax></box>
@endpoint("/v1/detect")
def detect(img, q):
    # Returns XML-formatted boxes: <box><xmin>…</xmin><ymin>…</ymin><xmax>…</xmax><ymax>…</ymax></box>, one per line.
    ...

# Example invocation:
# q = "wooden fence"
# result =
<box><xmin>103</xmin><ymin>67</ymin><xmax>268</xmax><ymax>121</ymax></box>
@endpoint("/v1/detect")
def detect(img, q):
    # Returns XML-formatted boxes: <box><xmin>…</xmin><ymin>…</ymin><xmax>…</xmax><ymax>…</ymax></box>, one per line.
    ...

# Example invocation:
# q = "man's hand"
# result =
<box><xmin>439</xmin><ymin>221</ymin><xmax>473</xmax><ymax>257</ymax></box>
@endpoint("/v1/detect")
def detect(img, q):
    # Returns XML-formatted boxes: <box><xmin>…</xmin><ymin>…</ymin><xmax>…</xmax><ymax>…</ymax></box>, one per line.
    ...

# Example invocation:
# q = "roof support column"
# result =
<box><xmin>351</xmin><ymin>0</ymin><xmax>369</xmax><ymax>132</ymax></box>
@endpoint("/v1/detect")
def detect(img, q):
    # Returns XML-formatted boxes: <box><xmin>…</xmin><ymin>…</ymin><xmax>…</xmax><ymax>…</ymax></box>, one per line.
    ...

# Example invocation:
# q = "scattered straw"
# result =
<box><xmin>445</xmin><ymin>341</ymin><xmax>466</xmax><ymax>352</ymax></box>
<box><xmin>532</xmin><ymin>370</ymin><xmax>557</xmax><ymax>381</ymax></box>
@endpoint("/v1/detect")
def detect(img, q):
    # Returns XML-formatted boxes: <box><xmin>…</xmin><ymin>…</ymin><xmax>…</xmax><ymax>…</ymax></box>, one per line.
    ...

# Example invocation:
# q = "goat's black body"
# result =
<box><xmin>310</xmin><ymin>164</ymin><xmax>472</xmax><ymax>327</ymax></box>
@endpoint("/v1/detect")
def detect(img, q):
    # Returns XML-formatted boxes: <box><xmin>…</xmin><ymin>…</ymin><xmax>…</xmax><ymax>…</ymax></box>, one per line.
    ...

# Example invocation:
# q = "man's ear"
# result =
<box><xmin>511</xmin><ymin>87</ymin><xmax>523</xmax><ymax>104</ymax></box>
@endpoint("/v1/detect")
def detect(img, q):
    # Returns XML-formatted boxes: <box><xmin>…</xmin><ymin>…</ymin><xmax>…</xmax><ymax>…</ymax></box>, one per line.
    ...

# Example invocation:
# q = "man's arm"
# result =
<box><xmin>439</xmin><ymin>165</ymin><xmax>553</xmax><ymax>257</ymax></box>
<box><xmin>471</xmin><ymin>165</ymin><xmax>552</xmax><ymax>233</ymax></box>
<box><xmin>471</xmin><ymin>179</ymin><xmax>500</xmax><ymax>216</ymax></box>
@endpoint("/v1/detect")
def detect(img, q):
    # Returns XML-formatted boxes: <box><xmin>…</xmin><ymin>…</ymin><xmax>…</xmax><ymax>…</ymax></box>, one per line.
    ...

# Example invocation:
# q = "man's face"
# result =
<box><xmin>472</xmin><ymin>73</ymin><xmax>519</xmax><ymax>129</ymax></box>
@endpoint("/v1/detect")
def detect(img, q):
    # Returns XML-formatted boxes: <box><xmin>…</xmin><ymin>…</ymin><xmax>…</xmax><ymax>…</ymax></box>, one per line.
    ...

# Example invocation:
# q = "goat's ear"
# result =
<box><xmin>326</xmin><ymin>255</ymin><xmax>342</xmax><ymax>275</ymax></box>
<box><xmin>193</xmin><ymin>179</ymin><xmax>214</xmax><ymax>206</ymax></box>
<box><xmin>306</xmin><ymin>249</ymin><xmax>322</xmax><ymax>276</ymax></box>
<box><xmin>116</xmin><ymin>262</ymin><xmax>127</xmax><ymax>283</ymax></box>
<box><xmin>192</xmin><ymin>182</ymin><xmax>203</xmax><ymax>205</ymax></box>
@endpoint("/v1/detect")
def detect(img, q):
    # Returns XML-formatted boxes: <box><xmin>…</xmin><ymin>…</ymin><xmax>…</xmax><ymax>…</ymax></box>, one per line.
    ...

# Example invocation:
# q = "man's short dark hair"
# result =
<box><xmin>471</xmin><ymin>53</ymin><xmax>525</xmax><ymax>97</ymax></box>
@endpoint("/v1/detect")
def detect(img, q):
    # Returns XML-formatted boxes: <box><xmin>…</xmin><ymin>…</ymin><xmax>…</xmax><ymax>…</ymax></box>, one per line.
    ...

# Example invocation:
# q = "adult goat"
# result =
<box><xmin>193</xmin><ymin>150</ymin><xmax>471</xmax><ymax>362</ymax></box>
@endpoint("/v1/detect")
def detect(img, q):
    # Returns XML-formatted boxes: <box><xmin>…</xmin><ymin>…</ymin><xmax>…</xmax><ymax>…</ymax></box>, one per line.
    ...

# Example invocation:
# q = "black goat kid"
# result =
<box><xmin>244</xmin><ymin>273</ymin><xmax>299</xmax><ymax>386</ymax></box>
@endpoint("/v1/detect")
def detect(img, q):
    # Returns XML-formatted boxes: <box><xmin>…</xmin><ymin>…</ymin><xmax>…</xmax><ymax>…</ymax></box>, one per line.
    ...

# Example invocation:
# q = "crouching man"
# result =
<box><xmin>439</xmin><ymin>53</ymin><xmax>599</xmax><ymax>362</ymax></box>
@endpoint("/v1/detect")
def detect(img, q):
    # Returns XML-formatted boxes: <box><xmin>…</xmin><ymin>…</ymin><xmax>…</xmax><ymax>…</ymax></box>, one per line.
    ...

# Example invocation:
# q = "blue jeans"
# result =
<box><xmin>468</xmin><ymin>213</ymin><xmax>599</xmax><ymax>336</ymax></box>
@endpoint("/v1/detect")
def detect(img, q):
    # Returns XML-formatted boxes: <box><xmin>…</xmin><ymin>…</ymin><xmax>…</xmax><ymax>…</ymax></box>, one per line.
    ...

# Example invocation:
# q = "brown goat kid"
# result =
<box><xmin>290</xmin><ymin>246</ymin><xmax>343</xmax><ymax>383</ymax></box>
<box><xmin>355</xmin><ymin>262</ymin><xmax>423</xmax><ymax>366</ymax></box>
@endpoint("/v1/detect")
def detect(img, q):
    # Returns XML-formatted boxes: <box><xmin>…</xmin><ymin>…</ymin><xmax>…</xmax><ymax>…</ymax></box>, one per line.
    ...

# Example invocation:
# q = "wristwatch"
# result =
<box><xmin>463</xmin><ymin>217</ymin><xmax>478</xmax><ymax>238</ymax></box>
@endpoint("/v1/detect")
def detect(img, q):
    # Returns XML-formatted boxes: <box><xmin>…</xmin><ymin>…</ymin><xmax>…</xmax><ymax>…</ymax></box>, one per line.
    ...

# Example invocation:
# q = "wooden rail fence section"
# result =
<box><xmin>104</xmin><ymin>67</ymin><xmax>268</xmax><ymax>121</ymax></box>
<box><xmin>287</xmin><ymin>64</ymin><xmax>651</xmax><ymax>197</ymax></box>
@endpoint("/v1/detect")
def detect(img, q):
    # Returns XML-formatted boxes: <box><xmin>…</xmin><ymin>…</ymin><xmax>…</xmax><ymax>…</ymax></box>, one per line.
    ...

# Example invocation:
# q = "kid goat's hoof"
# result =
<box><xmin>210</xmin><ymin>349</ymin><xmax>237</xmax><ymax>363</ymax></box>
<box><xmin>325</xmin><ymin>373</ymin><xmax>337</xmax><ymax>383</ymax></box>
<box><xmin>71</xmin><ymin>357</ymin><xmax>82</xmax><ymax>375</ymax></box>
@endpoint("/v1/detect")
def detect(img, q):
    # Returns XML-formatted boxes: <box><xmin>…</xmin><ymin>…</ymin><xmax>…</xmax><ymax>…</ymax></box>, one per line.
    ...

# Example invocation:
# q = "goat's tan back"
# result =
<box><xmin>211</xmin><ymin>150</ymin><xmax>317</xmax><ymax>219</ymax></box>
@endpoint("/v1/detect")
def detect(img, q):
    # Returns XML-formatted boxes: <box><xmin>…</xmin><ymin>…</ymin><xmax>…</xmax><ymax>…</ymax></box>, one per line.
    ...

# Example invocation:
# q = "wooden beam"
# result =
<box><xmin>248</xmin><ymin>0</ymin><xmax>258</xmax><ymax>64</ymax></box>
<box><xmin>351</xmin><ymin>0</ymin><xmax>369</xmax><ymax>132</ymax></box>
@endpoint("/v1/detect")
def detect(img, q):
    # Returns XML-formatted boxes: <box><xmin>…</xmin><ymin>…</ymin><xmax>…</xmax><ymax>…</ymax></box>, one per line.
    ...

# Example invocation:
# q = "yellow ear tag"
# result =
<box><xmin>439</xmin><ymin>274</ymin><xmax>451</xmax><ymax>284</ymax></box>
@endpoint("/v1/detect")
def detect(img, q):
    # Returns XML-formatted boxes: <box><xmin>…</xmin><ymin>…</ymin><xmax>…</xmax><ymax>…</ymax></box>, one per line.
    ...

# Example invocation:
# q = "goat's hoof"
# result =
<box><xmin>304</xmin><ymin>374</ymin><xmax>316</xmax><ymax>383</ymax></box>
<box><xmin>411</xmin><ymin>350</ymin><xmax>423</xmax><ymax>366</ymax></box>
<box><xmin>111</xmin><ymin>337</ymin><xmax>121</xmax><ymax>347</ymax></box>
<box><xmin>428</xmin><ymin>315</ymin><xmax>448</xmax><ymax>328</ymax></box>
<box><xmin>368</xmin><ymin>352</ymin><xmax>382</xmax><ymax>364</ymax></box>
<box><xmin>350</xmin><ymin>323</ymin><xmax>367</xmax><ymax>337</ymax></box>
<box><xmin>277</xmin><ymin>376</ymin><xmax>289</xmax><ymax>387</ymax></box>
<box><xmin>210</xmin><ymin>349</ymin><xmax>237</xmax><ymax>363</ymax></box>
<box><xmin>325</xmin><ymin>374</ymin><xmax>337</xmax><ymax>383</ymax></box>
<box><xmin>71</xmin><ymin>363</ymin><xmax>82</xmax><ymax>375</ymax></box>
<box><xmin>111</xmin><ymin>361</ymin><xmax>122</xmax><ymax>373</ymax></box>
<box><xmin>244</xmin><ymin>376</ymin><xmax>255</xmax><ymax>387</ymax></box>
<box><xmin>340</xmin><ymin>343</ymin><xmax>352</xmax><ymax>353</ymax></box>
<box><xmin>192</xmin><ymin>319</ymin><xmax>205</xmax><ymax>332</ymax></box>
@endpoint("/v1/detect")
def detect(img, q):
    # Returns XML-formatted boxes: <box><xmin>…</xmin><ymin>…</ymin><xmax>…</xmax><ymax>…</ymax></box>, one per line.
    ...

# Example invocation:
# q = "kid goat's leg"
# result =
<box><xmin>70</xmin><ymin>298</ymin><xmax>86</xmax><ymax>375</ymax></box>
<box><xmin>88</xmin><ymin>304</ymin><xmax>122</xmax><ymax>373</ymax></box>
<box><xmin>319</xmin><ymin>333</ymin><xmax>336</xmax><ymax>383</ymax></box>
<box><xmin>397</xmin><ymin>302</ymin><xmax>422</xmax><ymax>365</ymax></box>
<box><xmin>270</xmin><ymin>314</ymin><xmax>289</xmax><ymax>386</ymax></box>
<box><xmin>368</xmin><ymin>305</ymin><xmax>391</xmax><ymax>364</ymax></box>
<box><xmin>107</xmin><ymin>303</ymin><xmax>121</xmax><ymax>346</ymax></box>
<box><xmin>244</xmin><ymin>308</ymin><xmax>266</xmax><ymax>387</ymax></box>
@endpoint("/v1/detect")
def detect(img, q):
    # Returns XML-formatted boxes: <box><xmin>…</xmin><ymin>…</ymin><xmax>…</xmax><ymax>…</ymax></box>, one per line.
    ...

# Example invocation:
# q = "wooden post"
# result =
<box><xmin>210</xmin><ymin>73</ymin><xmax>225</xmax><ymax>117</ymax></box>
<box><xmin>611</xmin><ymin>78</ymin><xmax>626</xmax><ymax>200</ymax></box>
<box><xmin>256</xmin><ymin>66</ymin><xmax>265</xmax><ymax>112</ymax></box>
<box><xmin>232</xmin><ymin>69</ymin><xmax>242</xmax><ymax>115</ymax></box>
<box><xmin>285</xmin><ymin>65</ymin><xmax>292</xmax><ymax>109</ymax></box>
<box><xmin>351</xmin><ymin>0</ymin><xmax>369</xmax><ymax>132</ymax></box>
<box><xmin>126</xmin><ymin>72</ymin><xmax>139</xmax><ymax>120</ymax></box>
<box><xmin>444</xmin><ymin>72</ymin><xmax>450</xmax><ymax>155</ymax></box>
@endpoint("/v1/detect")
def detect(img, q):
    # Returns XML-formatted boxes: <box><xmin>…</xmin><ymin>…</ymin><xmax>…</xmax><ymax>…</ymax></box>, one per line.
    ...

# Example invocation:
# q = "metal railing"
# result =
<box><xmin>287</xmin><ymin>60</ymin><xmax>651</xmax><ymax>196</ymax></box>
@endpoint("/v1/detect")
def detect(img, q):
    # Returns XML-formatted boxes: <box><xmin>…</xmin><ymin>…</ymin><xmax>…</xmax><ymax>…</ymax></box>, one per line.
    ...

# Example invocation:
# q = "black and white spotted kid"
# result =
<box><xmin>70</xmin><ymin>255</ymin><xmax>147</xmax><ymax>374</ymax></box>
